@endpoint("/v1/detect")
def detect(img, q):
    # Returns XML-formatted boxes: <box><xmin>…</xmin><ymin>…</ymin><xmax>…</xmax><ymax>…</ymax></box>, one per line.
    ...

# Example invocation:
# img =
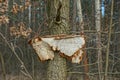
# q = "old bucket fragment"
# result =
<box><xmin>29</xmin><ymin>34</ymin><xmax>85</xmax><ymax>63</ymax></box>
<box><xmin>29</xmin><ymin>37</ymin><xmax>54</xmax><ymax>61</ymax></box>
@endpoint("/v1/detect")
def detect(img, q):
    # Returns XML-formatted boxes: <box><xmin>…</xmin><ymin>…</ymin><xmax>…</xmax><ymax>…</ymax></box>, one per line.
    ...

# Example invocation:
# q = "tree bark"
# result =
<box><xmin>95</xmin><ymin>0</ymin><xmax>103</xmax><ymax>80</ymax></box>
<box><xmin>47</xmin><ymin>0</ymin><xmax>70</xmax><ymax>80</ymax></box>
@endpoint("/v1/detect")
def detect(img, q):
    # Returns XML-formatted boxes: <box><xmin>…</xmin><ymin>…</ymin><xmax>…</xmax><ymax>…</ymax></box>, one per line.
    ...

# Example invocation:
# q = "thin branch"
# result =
<box><xmin>0</xmin><ymin>32</ymin><xmax>33</xmax><ymax>80</ymax></box>
<box><xmin>68</xmin><ymin>72</ymin><xmax>120</xmax><ymax>75</ymax></box>
<box><xmin>67</xmin><ymin>61</ymin><xmax>104</xmax><ymax>71</ymax></box>
<box><xmin>0</xmin><ymin>51</ymin><xmax>6</xmax><ymax>80</ymax></box>
<box><xmin>71</xmin><ymin>30</ymin><xmax>120</xmax><ymax>34</ymax></box>
<box><xmin>105</xmin><ymin>0</ymin><xmax>114</xmax><ymax>80</ymax></box>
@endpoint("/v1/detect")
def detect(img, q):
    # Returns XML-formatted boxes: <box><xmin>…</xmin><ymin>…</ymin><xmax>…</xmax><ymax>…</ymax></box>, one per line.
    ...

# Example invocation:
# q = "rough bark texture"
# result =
<box><xmin>47</xmin><ymin>53</ymin><xmax>67</xmax><ymax>80</ymax></box>
<box><xmin>47</xmin><ymin>0</ymin><xmax>70</xmax><ymax>80</ymax></box>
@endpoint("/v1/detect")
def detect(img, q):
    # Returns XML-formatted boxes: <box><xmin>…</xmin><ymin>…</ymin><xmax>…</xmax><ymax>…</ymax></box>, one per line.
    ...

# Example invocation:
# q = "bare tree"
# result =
<box><xmin>95</xmin><ymin>0</ymin><xmax>103</xmax><ymax>80</ymax></box>
<box><xmin>76</xmin><ymin>0</ymin><xmax>89</xmax><ymax>80</ymax></box>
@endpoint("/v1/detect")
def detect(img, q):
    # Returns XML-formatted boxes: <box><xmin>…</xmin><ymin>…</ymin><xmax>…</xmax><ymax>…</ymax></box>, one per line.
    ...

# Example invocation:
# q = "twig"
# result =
<box><xmin>0</xmin><ymin>51</ymin><xmax>6</xmax><ymax>80</ymax></box>
<box><xmin>68</xmin><ymin>72</ymin><xmax>120</xmax><ymax>75</ymax></box>
<box><xmin>67</xmin><ymin>61</ymin><xmax>104</xmax><ymax>71</ymax></box>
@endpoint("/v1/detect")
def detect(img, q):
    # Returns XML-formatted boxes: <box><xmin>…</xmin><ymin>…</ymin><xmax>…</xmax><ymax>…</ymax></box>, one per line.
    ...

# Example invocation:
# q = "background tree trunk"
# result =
<box><xmin>47</xmin><ymin>0</ymin><xmax>70</xmax><ymax>80</ymax></box>
<box><xmin>76</xmin><ymin>0</ymin><xmax>89</xmax><ymax>80</ymax></box>
<box><xmin>76</xmin><ymin>0</ymin><xmax>84</xmax><ymax>33</ymax></box>
<box><xmin>95</xmin><ymin>0</ymin><xmax>103</xmax><ymax>80</ymax></box>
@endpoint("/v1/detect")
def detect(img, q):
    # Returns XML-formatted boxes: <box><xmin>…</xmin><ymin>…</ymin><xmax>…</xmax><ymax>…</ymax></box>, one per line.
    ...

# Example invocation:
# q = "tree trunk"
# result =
<box><xmin>76</xmin><ymin>0</ymin><xmax>89</xmax><ymax>80</ymax></box>
<box><xmin>76</xmin><ymin>0</ymin><xmax>84</xmax><ymax>33</ymax></box>
<box><xmin>95</xmin><ymin>0</ymin><xmax>103</xmax><ymax>80</ymax></box>
<box><xmin>47</xmin><ymin>0</ymin><xmax>70</xmax><ymax>80</ymax></box>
